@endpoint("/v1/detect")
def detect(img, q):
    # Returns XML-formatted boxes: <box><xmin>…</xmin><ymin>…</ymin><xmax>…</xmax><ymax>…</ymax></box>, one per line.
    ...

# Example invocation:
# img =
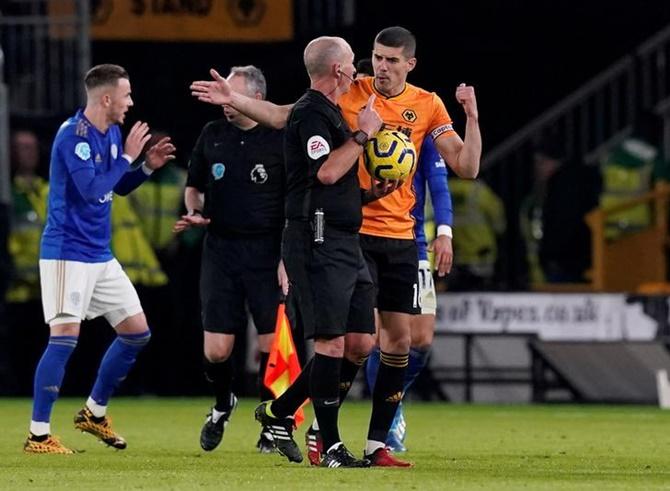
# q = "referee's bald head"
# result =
<box><xmin>303</xmin><ymin>36</ymin><xmax>353</xmax><ymax>80</ymax></box>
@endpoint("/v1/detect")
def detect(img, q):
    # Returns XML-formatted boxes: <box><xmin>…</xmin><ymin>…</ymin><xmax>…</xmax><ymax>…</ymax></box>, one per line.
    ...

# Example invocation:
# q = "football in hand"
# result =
<box><xmin>364</xmin><ymin>129</ymin><xmax>416</xmax><ymax>180</ymax></box>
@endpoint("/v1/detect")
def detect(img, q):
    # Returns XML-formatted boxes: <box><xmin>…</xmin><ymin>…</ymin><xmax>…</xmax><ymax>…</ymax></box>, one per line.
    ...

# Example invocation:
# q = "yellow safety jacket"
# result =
<box><xmin>7</xmin><ymin>176</ymin><xmax>48</xmax><ymax>302</ymax></box>
<box><xmin>451</xmin><ymin>179</ymin><xmax>506</xmax><ymax>278</ymax></box>
<box><xmin>600</xmin><ymin>138</ymin><xmax>657</xmax><ymax>239</ymax></box>
<box><xmin>111</xmin><ymin>196</ymin><xmax>168</xmax><ymax>287</ymax></box>
<box><xmin>127</xmin><ymin>166</ymin><xmax>186</xmax><ymax>251</ymax></box>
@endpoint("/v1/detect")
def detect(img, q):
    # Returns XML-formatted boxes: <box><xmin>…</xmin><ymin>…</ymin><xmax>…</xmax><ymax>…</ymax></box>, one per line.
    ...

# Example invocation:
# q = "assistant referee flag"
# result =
<box><xmin>263</xmin><ymin>302</ymin><xmax>305</xmax><ymax>426</ymax></box>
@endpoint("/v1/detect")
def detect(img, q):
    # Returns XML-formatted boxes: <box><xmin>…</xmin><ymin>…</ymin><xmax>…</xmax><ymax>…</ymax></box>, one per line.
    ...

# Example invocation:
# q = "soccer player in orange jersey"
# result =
<box><xmin>191</xmin><ymin>26</ymin><xmax>481</xmax><ymax>467</ymax></box>
<box><xmin>340</xmin><ymin>27</ymin><xmax>480</xmax><ymax>466</ymax></box>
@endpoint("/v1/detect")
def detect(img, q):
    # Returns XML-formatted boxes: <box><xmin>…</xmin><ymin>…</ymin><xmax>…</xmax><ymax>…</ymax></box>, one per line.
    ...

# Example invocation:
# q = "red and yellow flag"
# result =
<box><xmin>264</xmin><ymin>303</ymin><xmax>305</xmax><ymax>426</ymax></box>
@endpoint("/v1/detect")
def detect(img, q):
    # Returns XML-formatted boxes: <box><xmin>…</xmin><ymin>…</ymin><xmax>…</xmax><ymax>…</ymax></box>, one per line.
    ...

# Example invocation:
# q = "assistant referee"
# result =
<box><xmin>174</xmin><ymin>65</ymin><xmax>285</xmax><ymax>454</ymax></box>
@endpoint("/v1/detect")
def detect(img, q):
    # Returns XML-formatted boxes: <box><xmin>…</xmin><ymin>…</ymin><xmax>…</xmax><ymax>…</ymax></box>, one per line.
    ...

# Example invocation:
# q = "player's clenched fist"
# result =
<box><xmin>456</xmin><ymin>83</ymin><xmax>478</xmax><ymax>120</ymax></box>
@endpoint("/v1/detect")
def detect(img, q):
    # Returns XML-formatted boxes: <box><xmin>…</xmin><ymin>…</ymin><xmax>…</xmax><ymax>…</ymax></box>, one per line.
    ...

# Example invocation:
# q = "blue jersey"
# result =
<box><xmin>41</xmin><ymin>109</ymin><xmax>147</xmax><ymax>262</ymax></box>
<box><xmin>412</xmin><ymin>137</ymin><xmax>453</xmax><ymax>261</ymax></box>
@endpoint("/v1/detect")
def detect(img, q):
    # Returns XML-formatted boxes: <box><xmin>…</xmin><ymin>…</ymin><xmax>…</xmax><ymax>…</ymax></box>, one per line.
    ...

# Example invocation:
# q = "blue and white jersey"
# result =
<box><xmin>412</xmin><ymin>136</ymin><xmax>453</xmax><ymax>261</ymax></box>
<box><xmin>41</xmin><ymin>109</ymin><xmax>131</xmax><ymax>262</ymax></box>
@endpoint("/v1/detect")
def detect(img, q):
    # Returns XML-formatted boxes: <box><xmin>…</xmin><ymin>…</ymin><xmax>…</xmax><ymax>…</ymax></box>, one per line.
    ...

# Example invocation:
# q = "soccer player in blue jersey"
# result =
<box><xmin>23</xmin><ymin>64</ymin><xmax>175</xmax><ymax>454</ymax></box>
<box><xmin>366</xmin><ymin>135</ymin><xmax>453</xmax><ymax>452</ymax></box>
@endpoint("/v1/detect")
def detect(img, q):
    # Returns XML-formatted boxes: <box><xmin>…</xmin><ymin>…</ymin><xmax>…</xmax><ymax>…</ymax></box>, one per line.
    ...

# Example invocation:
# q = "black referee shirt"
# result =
<box><xmin>284</xmin><ymin>89</ymin><xmax>361</xmax><ymax>233</ymax></box>
<box><xmin>187</xmin><ymin>119</ymin><xmax>284</xmax><ymax>237</ymax></box>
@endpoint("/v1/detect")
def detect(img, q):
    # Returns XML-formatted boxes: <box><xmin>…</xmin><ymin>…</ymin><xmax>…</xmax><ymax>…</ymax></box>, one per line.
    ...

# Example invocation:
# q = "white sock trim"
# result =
<box><xmin>30</xmin><ymin>421</ymin><xmax>50</xmax><ymax>436</ymax></box>
<box><xmin>86</xmin><ymin>397</ymin><xmax>107</xmax><ymax>418</ymax></box>
<box><xmin>365</xmin><ymin>439</ymin><xmax>385</xmax><ymax>456</ymax></box>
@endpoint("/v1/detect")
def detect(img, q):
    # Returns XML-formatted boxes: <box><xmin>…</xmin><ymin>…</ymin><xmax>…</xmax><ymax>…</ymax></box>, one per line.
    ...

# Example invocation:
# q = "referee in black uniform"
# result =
<box><xmin>174</xmin><ymin>65</ymin><xmax>286</xmax><ymax>453</ymax></box>
<box><xmin>250</xmin><ymin>36</ymin><xmax>386</xmax><ymax>468</ymax></box>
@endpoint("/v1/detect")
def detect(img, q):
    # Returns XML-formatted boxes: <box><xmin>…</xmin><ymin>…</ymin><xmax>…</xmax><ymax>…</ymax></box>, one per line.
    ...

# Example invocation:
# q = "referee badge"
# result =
<box><xmin>250</xmin><ymin>164</ymin><xmax>268</xmax><ymax>184</ymax></box>
<box><xmin>212</xmin><ymin>163</ymin><xmax>226</xmax><ymax>180</ymax></box>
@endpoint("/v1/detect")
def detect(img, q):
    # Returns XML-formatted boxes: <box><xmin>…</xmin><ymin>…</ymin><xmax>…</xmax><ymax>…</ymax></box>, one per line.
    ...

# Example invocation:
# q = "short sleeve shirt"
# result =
<box><xmin>187</xmin><ymin>119</ymin><xmax>285</xmax><ymax>237</ymax></box>
<box><xmin>283</xmin><ymin>89</ymin><xmax>362</xmax><ymax>233</ymax></box>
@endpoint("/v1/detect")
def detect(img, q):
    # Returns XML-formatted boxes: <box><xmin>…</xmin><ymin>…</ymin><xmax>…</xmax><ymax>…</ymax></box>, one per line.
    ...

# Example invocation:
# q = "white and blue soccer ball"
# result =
<box><xmin>364</xmin><ymin>129</ymin><xmax>416</xmax><ymax>181</ymax></box>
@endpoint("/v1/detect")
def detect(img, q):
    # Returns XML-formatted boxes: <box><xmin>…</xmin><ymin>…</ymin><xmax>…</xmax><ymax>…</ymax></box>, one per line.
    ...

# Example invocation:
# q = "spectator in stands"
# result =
<box><xmin>600</xmin><ymin>112</ymin><xmax>668</xmax><ymax>239</ymax></box>
<box><xmin>6</xmin><ymin>130</ymin><xmax>49</xmax><ymax>393</ymax></box>
<box><xmin>0</xmin><ymin>203</ymin><xmax>10</xmax><ymax>303</ymax></box>
<box><xmin>127</xmin><ymin>130</ymin><xmax>188</xmax><ymax>258</ymax></box>
<box><xmin>446</xmin><ymin>176</ymin><xmax>505</xmax><ymax>291</ymax></box>
<box><xmin>0</xmin><ymin>201</ymin><xmax>13</xmax><ymax>394</ymax></box>
<box><xmin>110</xmin><ymin>197</ymin><xmax>168</xmax><ymax>288</ymax></box>
<box><xmin>7</xmin><ymin>130</ymin><xmax>48</xmax><ymax>304</ymax></box>
<box><xmin>521</xmin><ymin>138</ymin><xmax>601</xmax><ymax>285</ymax></box>
<box><xmin>125</xmin><ymin>131</ymin><xmax>197</xmax><ymax>397</ymax></box>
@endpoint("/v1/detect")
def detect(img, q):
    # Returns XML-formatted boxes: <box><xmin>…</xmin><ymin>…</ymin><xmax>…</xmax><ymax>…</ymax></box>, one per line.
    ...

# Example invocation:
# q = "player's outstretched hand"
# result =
<box><xmin>429</xmin><ymin>235</ymin><xmax>453</xmax><ymax>277</ymax></box>
<box><xmin>456</xmin><ymin>83</ymin><xmax>478</xmax><ymax>120</ymax></box>
<box><xmin>145</xmin><ymin>136</ymin><xmax>176</xmax><ymax>170</ymax></box>
<box><xmin>173</xmin><ymin>214</ymin><xmax>211</xmax><ymax>233</ymax></box>
<box><xmin>358</xmin><ymin>94</ymin><xmax>383</xmax><ymax>137</ymax></box>
<box><xmin>190</xmin><ymin>69</ymin><xmax>233</xmax><ymax>106</ymax></box>
<box><xmin>124</xmin><ymin>121</ymin><xmax>152</xmax><ymax>162</ymax></box>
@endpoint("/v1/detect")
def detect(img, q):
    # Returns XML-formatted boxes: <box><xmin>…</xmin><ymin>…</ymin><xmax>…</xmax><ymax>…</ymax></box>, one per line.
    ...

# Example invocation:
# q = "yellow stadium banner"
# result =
<box><xmin>89</xmin><ymin>0</ymin><xmax>293</xmax><ymax>42</ymax></box>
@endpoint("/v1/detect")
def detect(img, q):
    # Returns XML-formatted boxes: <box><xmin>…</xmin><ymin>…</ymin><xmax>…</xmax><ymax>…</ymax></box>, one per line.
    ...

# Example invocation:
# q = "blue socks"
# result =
<box><xmin>32</xmin><ymin>336</ymin><xmax>78</xmax><ymax>423</ymax></box>
<box><xmin>365</xmin><ymin>346</ymin><xmax>381</xmax><ymax>390</ymax></box>
<box><xmin>404</xmin><ymin>347</ymin><xmax>430</xmax><ymax>394</ymax></box>
<box><xmin>90</xmin><ymin>330</ymin><xmax>151</xmax><ymax>406</ymax></box>
<box><xmin>366</xmin><ymin>346</ymin><xmax>430</xmax><ymax>395</ymax></box>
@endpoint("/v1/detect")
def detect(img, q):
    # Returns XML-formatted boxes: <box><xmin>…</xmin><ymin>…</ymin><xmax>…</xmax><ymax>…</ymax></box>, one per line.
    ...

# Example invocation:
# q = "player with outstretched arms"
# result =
<box><xmin>24</xmin><ymin>64</ymin><xmax>175</xmax><ymax>454</ymax></box>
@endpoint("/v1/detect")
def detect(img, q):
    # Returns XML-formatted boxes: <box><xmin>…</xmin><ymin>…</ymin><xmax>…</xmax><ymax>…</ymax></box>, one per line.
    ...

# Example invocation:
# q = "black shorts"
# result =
<box><xmin>282</xmin><ymin>222</ymin><xmax>375</xmax><ymax>340</ymax></box>
<box><xmin>359</xmin><ymin>234</ymin><xmax>420</xmax><ymax>315</ymax></box>
<box><xmin>200</xmin><ymin>233</ymin><xmax>281</xmax><ymax>335</ymax></box>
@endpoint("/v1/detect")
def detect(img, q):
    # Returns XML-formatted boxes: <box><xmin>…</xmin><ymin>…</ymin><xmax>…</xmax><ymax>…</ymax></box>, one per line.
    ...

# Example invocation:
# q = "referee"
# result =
<box><xmin>250</xmin><ymin>36</ymin><xmax>386</xmax><ymax>468</ymax></box>
<box><xmin>174</xmin><ymin>65</ymin><xmax>286</xmax><ymax>453</ymax></box>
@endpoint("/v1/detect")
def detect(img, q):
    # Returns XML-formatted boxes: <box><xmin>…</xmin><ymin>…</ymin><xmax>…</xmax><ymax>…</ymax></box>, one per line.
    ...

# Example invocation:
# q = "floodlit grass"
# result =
<box><xmin>1</xmin><ymin>398</ymin><xmax>670</xmax><ymax>490</ymax></box>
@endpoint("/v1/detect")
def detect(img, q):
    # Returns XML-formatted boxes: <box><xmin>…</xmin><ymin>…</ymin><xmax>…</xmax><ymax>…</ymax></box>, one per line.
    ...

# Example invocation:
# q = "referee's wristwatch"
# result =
<box><xmin>352</xmin><ymin>130</ymin><xmax>369</xmax><ymax>146</ymax></box>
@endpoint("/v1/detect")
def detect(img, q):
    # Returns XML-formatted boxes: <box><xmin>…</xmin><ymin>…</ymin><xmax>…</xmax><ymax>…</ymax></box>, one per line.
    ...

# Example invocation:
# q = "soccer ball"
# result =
<box><xmin>364</xmin><ymin>129</ymin><xmax>417</xmax><ymax>180</ymax></box>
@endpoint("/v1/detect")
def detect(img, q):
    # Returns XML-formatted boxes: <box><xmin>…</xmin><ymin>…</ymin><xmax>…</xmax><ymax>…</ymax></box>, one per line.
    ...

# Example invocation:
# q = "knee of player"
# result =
<box><xmin>345</xmin><ymin>333</ymin><xmax>374</xmax><ymax>361</ymax></box>
<box><xmin>382</xmin><ymin>332</ymin><xmax>412</xmax><ymax>353</ymax></box>
<box><xmin>411</xmin><ymin>329</ymin><xmax>434</xmax><ymax>349</ymax></box>
<box><xmin>49</xmin><ymin>322</ymin><xmax>81</xmax><ymax>337</ymax></box>
<box><xmin>204</xmin><ymin>344</ymin><xmax>233</xmax><ymax>363</ymax></box>
<box><xmin>314</xmin><ymin>335</ymin><xmax>345</xmax><ymax>357</ymax></box>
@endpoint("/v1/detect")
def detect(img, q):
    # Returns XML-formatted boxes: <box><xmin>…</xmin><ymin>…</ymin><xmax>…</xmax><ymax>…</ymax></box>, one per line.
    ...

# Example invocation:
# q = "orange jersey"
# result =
<box><xmin>340</xmin><ymin>76</ymin><xmax>457</xmax><ymax>239</ymax></box>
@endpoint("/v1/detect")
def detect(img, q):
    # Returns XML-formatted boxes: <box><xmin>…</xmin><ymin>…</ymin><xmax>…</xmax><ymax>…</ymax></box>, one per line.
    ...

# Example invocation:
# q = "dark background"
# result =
<box><xmin>88</xmin><ymin>1</ymin><xmax>670</xmax><ymax>165</ymax></box>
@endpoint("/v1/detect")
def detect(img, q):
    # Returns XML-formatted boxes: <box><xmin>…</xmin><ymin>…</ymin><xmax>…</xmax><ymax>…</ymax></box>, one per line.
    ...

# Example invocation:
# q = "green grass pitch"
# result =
<box><xmin>1</xmin><ymin>398</ymin><xmax>670</xmax><ymax>490</ymax></box>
